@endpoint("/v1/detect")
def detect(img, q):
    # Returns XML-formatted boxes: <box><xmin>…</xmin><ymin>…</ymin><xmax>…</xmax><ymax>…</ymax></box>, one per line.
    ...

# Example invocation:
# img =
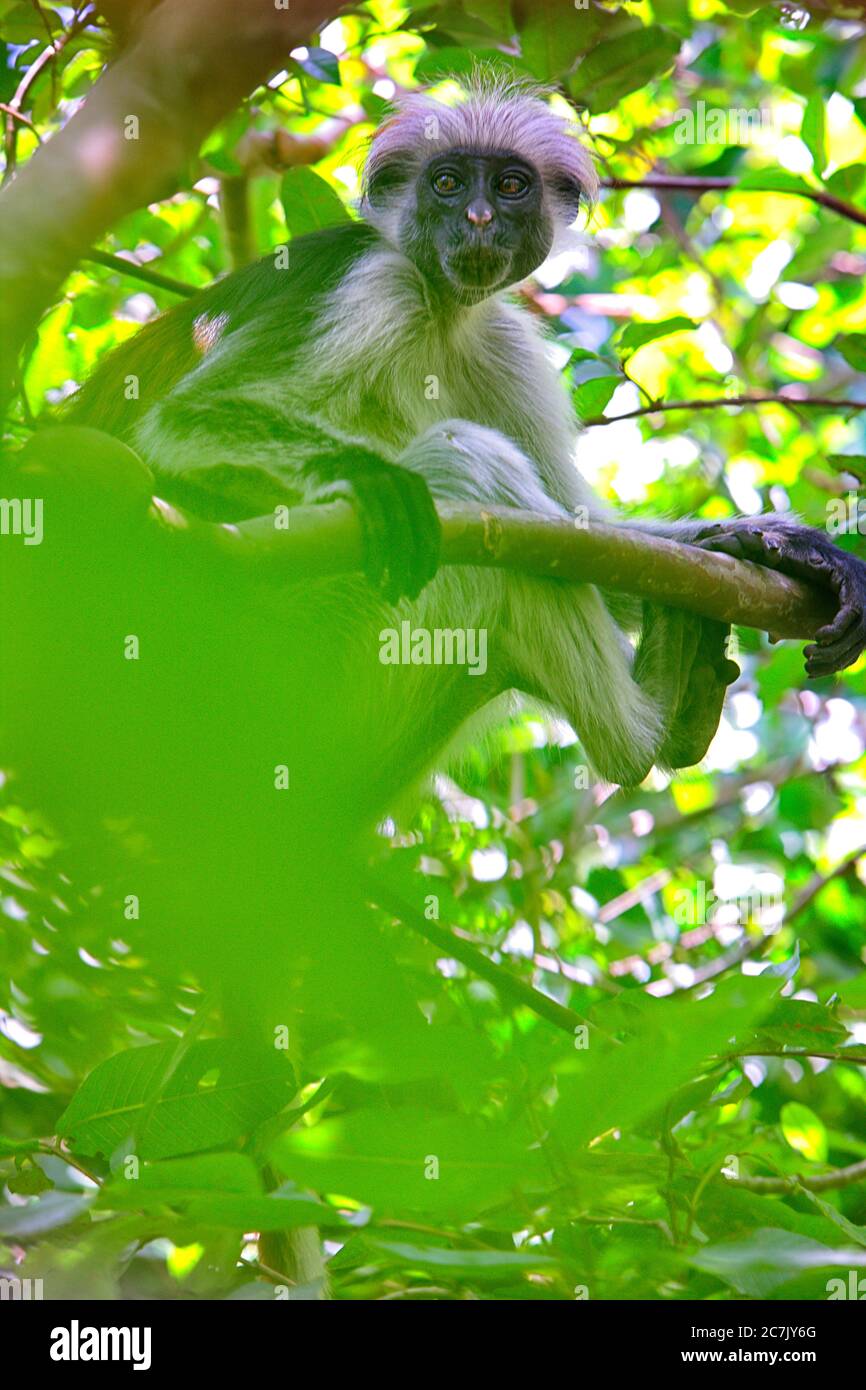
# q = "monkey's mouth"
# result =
<box><xmin>445</xmin><ymin>245</ymin><xmax>511</xmax><ymax>293</ymax></box>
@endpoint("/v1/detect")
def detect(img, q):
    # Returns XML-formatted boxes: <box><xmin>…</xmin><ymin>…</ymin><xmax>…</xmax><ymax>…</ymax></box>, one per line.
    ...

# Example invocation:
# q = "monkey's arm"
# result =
<box><xmin>134</xmin><ymin>392</ymin><xmax>441</xmax><ymax>603</ymax></box>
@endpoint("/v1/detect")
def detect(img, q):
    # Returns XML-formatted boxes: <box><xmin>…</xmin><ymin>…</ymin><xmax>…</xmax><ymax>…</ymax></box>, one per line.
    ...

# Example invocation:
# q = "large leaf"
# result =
<box><xmin>103</xmin><ymin>1155</ymin><xmax>338</xmax><ymax>1231</ymax></box>
<box><xmin>517</xmin><ymin>0</ymin><xmax>603</xmax><ymax>81</ymax></box>
<box><xmin>692</xmin><ymin>1228</ymin><xmax>866</xmax><ymax>1298</ymax></box>
<box><xmin>552</xmin><ymin>974</ymin><xmax>778</xmax><ymax>1150</ymax></box>
<box><xmin>570</xmin><ymin>26</ymin><xmax>680</xmax><ymax>111</ymax></box>
<box><xmin>271</xmin><ymin>1108</ymin><xmax>541</xmax><ymax>1216</ymax></box>
<box><xmin>280</xmin><ymin>168</ymin><xmax>352</xmax><ymax>239</ymax></box>
<box><xmin>57</xmin><ymin>1040</ymin><xmax>297</xmax><ymax>1160</ymax></box>
<box><xmin>366</xmin><ymin>1239</ymin><xmax>557</xmax><ymax>1277</ymax></box>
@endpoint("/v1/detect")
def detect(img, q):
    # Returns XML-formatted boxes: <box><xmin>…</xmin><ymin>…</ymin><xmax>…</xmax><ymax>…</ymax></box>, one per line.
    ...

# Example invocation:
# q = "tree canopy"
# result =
<box><xmin>1</xmin><ymin>0</ymin><xmax>866</xmax><ymax>1307</ymax></box>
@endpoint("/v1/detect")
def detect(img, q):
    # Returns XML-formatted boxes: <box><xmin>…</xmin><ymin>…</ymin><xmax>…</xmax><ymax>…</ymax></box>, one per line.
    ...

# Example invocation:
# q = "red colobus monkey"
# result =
<box><xmin>72</xmin><ymin>77</ymin><xmax>866</xmax><ymax>794</ymax></box>
<box><xmin>65</xmin><ymin>76</ymin><xmax>866</xmax><ymax>1290</ymax></box>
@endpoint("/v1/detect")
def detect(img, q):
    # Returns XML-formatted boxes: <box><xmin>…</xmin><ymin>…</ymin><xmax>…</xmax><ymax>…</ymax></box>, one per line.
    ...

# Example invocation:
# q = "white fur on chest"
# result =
<box><xmin>300</xmin><ymin>246</ymin><xmax>579</xmax><ymax>488</ymax></box>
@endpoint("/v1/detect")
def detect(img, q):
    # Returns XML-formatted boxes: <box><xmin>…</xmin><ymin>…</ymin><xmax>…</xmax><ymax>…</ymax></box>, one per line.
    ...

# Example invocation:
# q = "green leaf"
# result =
<box><xmin>308</xmin><ymin>1020</ymin><xmax>498</xmax><ymax>1086</ymax></box>
<box><xmin>103</xmin><ymin>1155</ymin><xmax>337</xmax><ymax>1231</ymax></box>
<box><xmin>836</xmin><ymin>333</ymin><xmax>866</xmax><ymax>372</ymax></box>
<box><xmin>367</xmin><ymin>1239</ymin><xmax>557</xmax><ymax>1276</ymax></box>
<box><xmin>618</xmin><ymin>316</ymin><xmax>698</xmax><ymax>354</ymax></box>
<box><xmin>107</xmin><ymin>1152</ymin><xmax>262</xmax><ymax>1198</ymax></box>
<box><xmin>748</xmin><ymin>999</ymin><xmax>849</xmax><ymax>1054</ymax></box>
<box><xmin>292</xmin><ymin>47</ymin><xmax>341</xmax><ymax>86</ymax></box>
<box><xmin>570</xmin><ymin>26</ymin><xmax>681</xmax><ymax>112</ymax></box>
<box><xmin>824</xmin><ymin>163</ymin><xmax>866</xmax><ymax>202</ymax></box>
<box><xmin>517</xmin><ymin>0</ymin><xmax>602</xmax><ymax>81</ymax></box>
<box><xmin>0</xmin><ymin>1137</ymin><xmax>40</xmax><ymax>1156</ymax></box>
<box><xmin>0</xmin><ymin>1191</ymin><xmax>94</xmax><ymax>1237</ymax></box>
<box><xmin>800</xmin><ymin>1189</ymin><xmax>866</xmax><ymax>1249</ymax></box>
<box><xmin>57</xmin><ymin>1040</ymin><xmax>297</xmax><ymax>1160</ymax></box>
<box><xmin>827</xmin><ymin>454</ymin><xmax>866</xmax><ymax>483</ymax></box>
<box><xmin>566</xmin><ymin>346</ymin><xmax>606</xmax><ymax>365</ymax></box>
<box><xmin>280</xmin><ymin>167</ymin><xmax>352</xmax><ymax>239</ymax></box>
<box><xmin>271</xmin><ymin>1108</ymin><xmax>539</xmax><ymax>1217</ymax></box>
<box><xmin>553</xmin><ymin>974</ymin><xmax>778</xmax><ymax>1150</ymax></box>
<box><xmin>781</xmin><ymin>1103</ymin><xmax>828</xmax><ymax>1163</ymax></box>
<box><xmin>692</xmin><ymin>1228</ymin><xmax>866</xmax><ymax>1298</ymax></box>
<box><xmin>183</xmin><ymin>1188</ymin><xmax>335</xmax><ymax>1232</ymax></box>
<box><xmin>573</xmin><ymin>374</ymin><xmax>621</xmax><ymax>421</ymax></box>
<box><xmin>801</xmin><ymin>93</ymin><xmax>827</xmax><ymax>176</ymax></box>
<box><xmin>100</xmin><ymin>1156</ymin><xmax>333</xmax><ymax>1234</ymax></box>
<box><xmin>463</xmin><ymin>0</ymin><xmax>512</xmax><ymax>30</ymax></box>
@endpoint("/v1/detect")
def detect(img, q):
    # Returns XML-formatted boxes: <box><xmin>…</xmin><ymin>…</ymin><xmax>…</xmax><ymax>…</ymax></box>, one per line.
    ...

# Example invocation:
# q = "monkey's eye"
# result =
<box><xmin>432</xmin><ymin>171</ymin><xmax>463</xmax><ymax>196</ymax></box>
<box><xmin>497</xmin><ymin>172</ymin><xmax>530</xmax><ymax>198</ymax></box>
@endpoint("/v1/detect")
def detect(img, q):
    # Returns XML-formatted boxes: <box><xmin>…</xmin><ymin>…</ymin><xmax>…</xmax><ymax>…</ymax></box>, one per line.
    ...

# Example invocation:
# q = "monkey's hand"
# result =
<box><xmin>694</xmin><ymin>519</ymin><xmax>866</xmax><ymax>677</ymax></box>
<box><xmin>315</xmin><ymin>452</ymin><xmax>441</xmax><ymax>604</ymax></box>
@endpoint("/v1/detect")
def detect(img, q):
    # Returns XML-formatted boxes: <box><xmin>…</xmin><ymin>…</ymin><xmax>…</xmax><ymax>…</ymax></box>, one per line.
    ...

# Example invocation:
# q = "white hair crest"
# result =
<box><xmin>361</xmin><ymin>74</ymin><xmax>598</xmax><ymax>237</ymax></box>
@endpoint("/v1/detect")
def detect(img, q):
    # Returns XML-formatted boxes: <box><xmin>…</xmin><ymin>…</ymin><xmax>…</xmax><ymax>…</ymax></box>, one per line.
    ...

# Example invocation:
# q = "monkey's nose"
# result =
<box><xmin>466</xmin><ymin>202</ymin><xmax>494</xmax><ymax>227</ymax></box>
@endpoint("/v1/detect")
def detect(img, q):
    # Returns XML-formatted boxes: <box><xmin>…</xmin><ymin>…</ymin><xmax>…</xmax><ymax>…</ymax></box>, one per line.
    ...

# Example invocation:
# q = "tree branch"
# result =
<box><xmin>165</xmin><ymin>499</ymin><xmax>834</xmax><ymax>639</ymax></box>
<box><xmin>0</xmin><ymin>0</ymin><xmax>337</xmax><ymax>413</ymax></box>
<box><xmin>81</xmin><ymin>248</ymin><xmax>197</xmax><ymax>298</ymax></box>
<box><xmin>583</xmin><ymin>393</ymin><xmax>866</xmax><ymax>428</ymax></box>
<box><xmin>602</xmin><ymin>174</ymin><xmax>866</xmax><ymax>231</ymax></box>
<box><xmin>729</xmin><ymin>1157</ymin><xmax>866</xmax><ymax>1193</ymax></box>
<box><xmin>16</xmin><ymin>427</ymin><xmax>838</xmax><ymax>643</ymax></box>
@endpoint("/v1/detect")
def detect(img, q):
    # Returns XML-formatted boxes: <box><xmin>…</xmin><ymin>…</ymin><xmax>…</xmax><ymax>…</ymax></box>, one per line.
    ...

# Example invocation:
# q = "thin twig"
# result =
<box><xmin>369</xmin><ymin>874</ymin><xmax>603</xmax><ymax>1040</ymax></box>
<box><xmin>602</xmin><ymin>174</ymin><xmax>866</xmax><ymax>231</ymax></box>
<box><xmin>730</xmin><ymin>1157</ymin><xmax>866</xmax><ymax>1193</ymax></box>
<box><xmin>82</xmin><ymin>248</ymin><xmax>197</xmax><ymax>297</ymax></box>
<box><xmin>583</xmin><ymin>393</ymin><xmax>866</xmax><ymax>427</ymax></box>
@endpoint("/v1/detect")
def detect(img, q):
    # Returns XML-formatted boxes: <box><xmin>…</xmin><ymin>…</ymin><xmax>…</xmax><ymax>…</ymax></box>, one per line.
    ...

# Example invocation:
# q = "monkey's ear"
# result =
<box><xmin>549</xmin><ymin>173</ymin><xmax>583</xmax><ymax>221</ymax></box>
<box><xmin>365</xmin><ymin>157</ymin><xmax>411</xmax><ymax>209</ymax></box>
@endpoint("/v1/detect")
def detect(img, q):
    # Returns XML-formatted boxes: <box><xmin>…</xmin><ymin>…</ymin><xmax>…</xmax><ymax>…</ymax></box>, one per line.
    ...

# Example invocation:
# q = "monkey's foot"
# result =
<box><xmin>695</xmin><ymin>519</ymin><xmax>866</xmax><ymax>677</ymax></box>
<box><xmin>658</xmin><ymin>616</ymin><xmax>739</xmax><ymax>770</ymax></box>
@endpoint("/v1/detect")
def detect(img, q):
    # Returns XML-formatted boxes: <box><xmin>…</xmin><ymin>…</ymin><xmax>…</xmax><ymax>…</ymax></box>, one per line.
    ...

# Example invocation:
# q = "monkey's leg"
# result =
<box><xmin>401</xmin><ymin>419</ymin><xmax>733</xmax><ymax>785</ymax></box>
<box><xmin>505</xmin><ymin>580</ymin><xmax>736</xmax><ymax>785</ymax></box>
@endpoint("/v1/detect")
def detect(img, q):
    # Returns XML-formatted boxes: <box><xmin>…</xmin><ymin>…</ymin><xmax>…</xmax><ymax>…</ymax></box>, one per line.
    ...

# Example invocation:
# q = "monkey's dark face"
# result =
<box><xmin>405</xmin><ymin>148</ymin><xmax>554</xmax><ymax>303</ymax></box>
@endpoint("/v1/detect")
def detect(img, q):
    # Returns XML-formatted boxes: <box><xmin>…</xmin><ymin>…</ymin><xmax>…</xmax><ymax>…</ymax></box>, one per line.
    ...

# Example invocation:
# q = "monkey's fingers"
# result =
<box><xmin>350</xmin><ymin>470</ymin><xmax>409</xmax><ymax>603</ymax></box>
<box><xmin>394</xmin><ymin>467</ymin><xmax>441</xmax><ymax>598</ymax></box>
<box><xmin>806</xmin><ymin>581</ymin><xmax>866</xmax><ymax>676</ymax></box>
<box><xmin>350</xmin><ymin>464</ymin><xmax>440</xmax><ymax>603</ymax></box>
<box><xmin>697</xmin><ymin>522</ymin><xmax>866</xmax><ymax>676</ymax></box>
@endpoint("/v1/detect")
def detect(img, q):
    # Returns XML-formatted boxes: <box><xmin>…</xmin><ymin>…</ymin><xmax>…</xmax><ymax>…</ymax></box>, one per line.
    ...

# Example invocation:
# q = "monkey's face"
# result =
<box><xmin>404</xmin><ymin>149</ymin><xmax>555</xmax><ymax>304</ymax></box>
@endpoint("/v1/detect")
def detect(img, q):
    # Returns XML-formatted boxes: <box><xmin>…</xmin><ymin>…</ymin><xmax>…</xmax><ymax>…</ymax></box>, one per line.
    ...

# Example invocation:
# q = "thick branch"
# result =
<box><xmin>0</xmin><ymin>0</ymin><xmax>336</xmax><ymax>409</ymax></box>
<box><xmin>15</xmin><ymin>429</ymin><xmax>838</xmax><ymax>642</ymax></box>
<box><xmin>166</xmin><ymin>500</ymin><xmax>834</xmax><ymax>639</ymax></box>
